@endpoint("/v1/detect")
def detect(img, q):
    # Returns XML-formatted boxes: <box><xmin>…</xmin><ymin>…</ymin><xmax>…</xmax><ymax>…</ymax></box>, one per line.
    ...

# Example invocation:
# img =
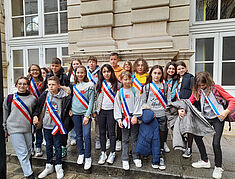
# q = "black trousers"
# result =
<box><xmin>194</xmin><ymin>117</ymin><xmax>224</xmax><ymax>167</ymax></box>
<box><xmin>98</xmin><ymin>109</ymin><xmax>116</xmax><ymax>152</ymax></box>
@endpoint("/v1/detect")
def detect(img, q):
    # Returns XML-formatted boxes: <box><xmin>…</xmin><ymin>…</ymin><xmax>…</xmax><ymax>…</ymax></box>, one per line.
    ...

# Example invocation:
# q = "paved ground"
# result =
<box><xmin>6</xmin><ymin>124</ymin><xmax>235</xmax><ymax>179</ymax></box>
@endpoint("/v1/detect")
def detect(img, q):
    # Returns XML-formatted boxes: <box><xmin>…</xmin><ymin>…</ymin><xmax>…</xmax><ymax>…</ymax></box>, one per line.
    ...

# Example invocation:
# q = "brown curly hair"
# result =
<box><xmin>132</xmin><ymin>58</ymin><xmax>149</xmax><ymax>74</ymax></box>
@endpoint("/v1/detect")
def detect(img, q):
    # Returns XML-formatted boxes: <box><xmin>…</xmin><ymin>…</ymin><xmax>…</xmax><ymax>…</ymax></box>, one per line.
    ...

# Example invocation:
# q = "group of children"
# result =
<box><xmin>3</xmin><ymin>52</ymin><xmax>235</xmax><ymax>179</ymax></box>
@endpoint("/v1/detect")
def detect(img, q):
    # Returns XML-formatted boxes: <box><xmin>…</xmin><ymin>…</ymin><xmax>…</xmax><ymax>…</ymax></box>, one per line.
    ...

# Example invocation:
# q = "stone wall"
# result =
<box><xmin>0</xmin><ymin>0</ymin><xmax>7</xmax><ymax>95</ymax></box>
<box><xmin>67</xmin><ymin>0</ymin><xmax>193</xmax><ymax>66</ymax></box>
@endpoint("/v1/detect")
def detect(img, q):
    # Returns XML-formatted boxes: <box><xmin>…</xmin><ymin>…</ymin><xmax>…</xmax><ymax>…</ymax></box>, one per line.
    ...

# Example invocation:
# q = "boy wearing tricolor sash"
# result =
<box><xmin>114</xmin><ymin>71</ymin><xmax>142</xmax><ymax>170</ymax></box>
<box><xmin>33</xmin><ymin>76</ymin><xmax>72</xmax><ymax>179</ymax></box>
<box><xmin>3</xmin><ymin>77</ymin><xmax>37</xmax><ymax>179</ymax></box>
<box><xmin>141</xmin><ymin>65</ymin><xmax>171</xmax><ymax>170</ymax></box>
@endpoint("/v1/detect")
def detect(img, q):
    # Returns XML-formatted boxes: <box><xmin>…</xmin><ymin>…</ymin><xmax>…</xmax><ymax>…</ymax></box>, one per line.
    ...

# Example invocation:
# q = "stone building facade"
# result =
<box><xmin>67</xmin><ymin>0</ymin><xmax>193</xmax><ymax>66</ymax></box>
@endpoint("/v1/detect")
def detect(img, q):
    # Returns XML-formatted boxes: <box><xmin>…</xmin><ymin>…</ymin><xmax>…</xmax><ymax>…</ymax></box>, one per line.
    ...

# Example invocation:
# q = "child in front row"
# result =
<box><xmin>114</xmin><ymin>71</ymin><xmax>142</xmax><ymax>170</ymax></box>
<box><xmin>33</xmin><ymin>76</ymin><xmax>72</xmax><ymax>179</ymax></box>
<box><xmin>141</xmin><ymin>65</ymin><xmax>171</xmax><ymax>170</ymax></box>
<box><xmin>70</xmin><ymin>65</ymin><xmax>95</xmax><ymax>170</ymax></box>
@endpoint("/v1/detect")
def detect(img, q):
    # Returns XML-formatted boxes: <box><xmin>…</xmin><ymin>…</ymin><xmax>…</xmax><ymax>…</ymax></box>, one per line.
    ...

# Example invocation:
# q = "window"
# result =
<box><xmin>13</xmin><ymin>50</ymin><xmax>24</xmax><ymax>82</ymax></box>
<box><xmin>12</xmin><ymin>0</ymin><xmax>39</xmax><ymax>37</ymax></box>
<box><xmin>44</xmin><ymin>0</ymin><xmax>68</xmax><ymax>35</ymax></box>
<box><xmin>195</xmin><ymin>0</ymin><xmax>235</xmax><ymax>22</ymax></box>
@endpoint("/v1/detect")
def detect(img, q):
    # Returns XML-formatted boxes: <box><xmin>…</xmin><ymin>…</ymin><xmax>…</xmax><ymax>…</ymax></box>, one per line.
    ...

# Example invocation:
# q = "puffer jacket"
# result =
<box><xmin>135</xmin><ymin>109</ymin><xmax>161</xmax><ymax>165</ymax></box>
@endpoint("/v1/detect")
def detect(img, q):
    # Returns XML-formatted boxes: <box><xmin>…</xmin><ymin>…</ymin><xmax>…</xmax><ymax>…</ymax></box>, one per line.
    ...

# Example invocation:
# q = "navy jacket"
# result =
<box><xmin>135</xmin><ymin>109</ymin><xmax>161</xmax><ymax>164</ymax></box>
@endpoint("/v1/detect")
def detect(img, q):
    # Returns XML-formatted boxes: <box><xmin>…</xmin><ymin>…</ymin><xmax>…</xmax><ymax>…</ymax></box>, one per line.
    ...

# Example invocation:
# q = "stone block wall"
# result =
<box><xmin>67</xmin><ymin>0</ymin><xmax>193</xmax><ymax>66</ymax></box>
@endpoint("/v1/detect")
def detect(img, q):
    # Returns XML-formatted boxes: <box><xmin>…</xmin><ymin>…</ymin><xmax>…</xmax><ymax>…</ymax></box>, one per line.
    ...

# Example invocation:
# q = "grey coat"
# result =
<box><xmin>165</xmin><ymin>99</ymin><xmax>215</xmax><ymax>150</ymax></box>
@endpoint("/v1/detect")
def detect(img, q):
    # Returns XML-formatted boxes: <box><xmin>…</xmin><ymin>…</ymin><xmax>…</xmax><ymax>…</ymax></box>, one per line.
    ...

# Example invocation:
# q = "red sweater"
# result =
<box><xmin>189</xmin><ymin>85</ymin><xmax>235</xmax><ymax>112</ymax></box>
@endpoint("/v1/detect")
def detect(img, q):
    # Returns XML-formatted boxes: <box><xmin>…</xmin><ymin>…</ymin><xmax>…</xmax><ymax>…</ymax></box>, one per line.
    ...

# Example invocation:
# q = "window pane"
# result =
<box><xmin>14</xmin><ymin>69</ymin><xmax>24</xmax><ymax>83</ymax></box>
<box><xmin>60</xmin><ymin>0</ymin><xmax>67</xmax><ymax>11</ymax></box>
<box><xmin>222</xmin><ymin>62</ymin><xmax>235</xmax><ymax>85</ymax></box>
<box><xmin>221</xmin><ymin>0</ymin><xmax>235</xmax><ymax>19</ymax></box>
<box><xmin>12</xmin><ymin>17</ymin><xmax>24</xmax><ymax>37</ymax></box>
<box><xmin>26</xmin><ymin>16</ymin><xmax>39</xmax><ymax>36</ymax></box>
<box><xmin>45</xmin><ymin>14</ymin><xmax>58</xmax><ymax>34</ymax></box>
<box><xmin>195</xmin><ymin>38</ymin><xmax>214</xmax><ymax>61</ymax></box>
<box><xmin>44</xmin><ymin>0</ymin><xmax>58</xmax><ymax>13</ymax></box>
<box><xmin>13</xmin><ymin>50</ymin><xmax>23</xmax><ymax>67</ymax></box>
<box><xmin>195</xmin><ymin>63</ymin><xmax>213</xmax><ymax>77</ymax></box>
<box><xmin>223</xmin><ymin>36</ymin><xmax>235</xmax><ymax>61</ymax></box>
<box><xmin>25</xmin><ymin>0</ymin><xmax>38</xmax><ymax>15</ymax></box>
<box><xmin>60</xmin><ymin>12</ymin><xmax>68</xmax><ymax>33</ymax></box>
<box><xmin>12</xmin><ymin>0</ymin><xmax>23</xmax><ymax>16</ymax></box>
<box><xmin>62</xmin><ymin>47</ymin><xmax>68</xmax><ymax>56</ymax></box>
<box><xmin>28</xmin><ymin>49</ymin><xmax>39</xmax><ymax>66</ymax></box>
<box><xmin>45</xmin><ymin>48</ymin><xmax>57</xmax><ymax>64</ymax></box>
<box><xmin>196</xmin><ymin>0</ymin><xmax>218</xmax><ymax>21</ymax></box>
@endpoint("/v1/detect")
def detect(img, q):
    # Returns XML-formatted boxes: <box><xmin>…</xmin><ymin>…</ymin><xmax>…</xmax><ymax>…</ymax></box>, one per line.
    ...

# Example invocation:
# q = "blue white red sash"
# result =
<box><xmin>12</xmin><ymin>93</ymin><xmax>31</xmax><ymax>124</ymax></box>
<box><xmin>132</xmin><ymin>75</ymin><xmax>143</xmax><ymax>93</ymax></box>
<box><xmin>175</xmin><ymin>85</ymin><xmax>180</xmax><ymax>101</ymax></box>
<box><xmin>46</xmin><ymin>96</ymin><xmax>67</xmax><ymax>135</ymax></box>
<box><xmin>72</xmin><ymin>70</ymin><xmax>76</xmax><ymax>77</ymax></box>
<box><xmin>201</xmin><ymin>90</ymin><xmax>220</xmax><ymax>115</ymax></box>
<box><xmin>150</xmin><ymin>83</ymin><xmax>167</xmax><ymax>109</ymax></box>
<box><xmin>102</xmin><ymin>80</ymin><xmax>115</xmax><ymax>104</ymax></box>
<box><xmin>120</xmin><ymin>88</ymin><xmax>131</xmax><ymax>129</ymax></box>
<box><xmin>88</xmin><ymin>71</ymin><xmax>97</xmax><ymax>85</ymax></box>
<box><xmin>30</xmin><ymin>79</ymin><xmax>40</xmax><ymax>100</ymax></box>
<box><xmin>73</xmin><ymin>84</ymin><xmax>89</xmax><ymax>109</ymax></box>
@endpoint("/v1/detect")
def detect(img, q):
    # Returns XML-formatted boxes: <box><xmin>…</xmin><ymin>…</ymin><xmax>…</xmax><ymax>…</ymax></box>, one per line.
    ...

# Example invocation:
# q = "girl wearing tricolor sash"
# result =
<box><xmin>3</xmin><ymin>77</ymin><xmax>37</xmax><ymax>179</ymax></box>
<box><xmin>131</xmin><ymin>58</ymin><xmax>149</xmax><ymax>94</ymax></box>
<box><xmin>183</xmin><ymin>72</ymin><xmax>235</xmax><ymax>179</ymax></box>
<box><xmin>142</xmin><ymin>65</ymin><xmax>171</xmax><ymax>170</ymax></box>
<box><xmin>175</xmin><ymin>61</ymin><xmax>194</xmax><ymax>159</ymax></box>
<box><xmin>95</xmin><ymin>64</ymin><xmax>118</xmax><ymax>165</ymax></box>
<box><xmin>67</xmin><ymin>59</ymin><xmax>82</xmax><ymax>146</ymax></box>
<box><xmin>28</xmin><ymin>64</ymin><xmax>45</xmax><ymax>157</ymax></box>
<box><xmin>114</xmin><ymin>71</ymin><xmax>142</xmax><ymax>170</ymax></box>
<box><xmin>70</xmin><ymin>65</ymin><xmax>95</xmax><ymax>170</ymax></box>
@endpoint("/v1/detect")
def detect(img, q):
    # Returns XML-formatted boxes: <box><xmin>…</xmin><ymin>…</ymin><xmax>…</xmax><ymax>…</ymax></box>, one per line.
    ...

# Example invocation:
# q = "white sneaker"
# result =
<box><xmin>152</xmin><ymin>164</ymin><xmax>159</xmax><ymax>169</ymax></box>
<box><xmin>84</xmin><ymin>157</ymin><xmax>92</xmax><ymax>170</ymax></box>
<box><xmin>35</xmin><ymin>148</ymin><xmax>43</xmax><ymax>157</ymax></box>
<box><xmin>133</xmin><ymin>159</ymin><xmax>142</xmax><ymax>168</ymax></box>
<box><xmin>116</xmin><ymin>140</ymin><xmax>122</xmax><ymax>151</ymax></box>
<box><xmin>38</xmin><ymin>163</ymin><xmax>54</xmax><ymax>178</ymax></box>
<box><xmin>212</xmin><ymin>167</ymin><xmax>224</xmax><ymax>179</ymax></box>
<box><xmin>77</xmin><ymin>154</ymin><xmax>84</xmax><ymax>165</ymax></box>
<box><xmin>70</xmin><ymin>139</ymin><xmax>76</xmax><ymax>146</ymax></box>
<box><xmin>106</xmin><ymin>152</ymin><xmax>116</xmax><ymax>164</ymax></box>
<box><xmin>164</xmin><ymin>142</ymin><xmax>170</xmax><ymax>153</ymax></box>
<box><xmin>106</xmin><ymin>139</ymin><xmax>110</xmax><ymax>149</ymax></box>
<box><xmin>98</xmin><ymin>152</ymin><xmax>107</xmax><ymax>165</ymax></box>
<box><xmin>159</xmin><ymin>157</ymin><xmax>166</xmax><ymax>170</ymax></box>
<box><xmin>95</xmin><ymin>140</ymin><xmax>101</xmax><ymax>150</ymax></box>
<box><xmin>192</xmin><ymin>160</ymin><xmax>211</xmax><ymax>169</ymax></box>
<box><xmin>122</xmin><ymin>161</ymin><xmax>129</xmax><ymax>170</ymax></box>
<box><xmin>55</xmin><ymin>164</ymin><xmax>64</xmax><ymax>179</ymax></box>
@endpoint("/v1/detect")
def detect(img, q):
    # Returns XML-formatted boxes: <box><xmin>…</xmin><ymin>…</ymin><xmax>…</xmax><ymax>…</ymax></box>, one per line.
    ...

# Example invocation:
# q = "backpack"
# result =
<box><xmin>7</xmin><ymin>94</ymin><xmax>13</xmax><ymax>115</ymax></box>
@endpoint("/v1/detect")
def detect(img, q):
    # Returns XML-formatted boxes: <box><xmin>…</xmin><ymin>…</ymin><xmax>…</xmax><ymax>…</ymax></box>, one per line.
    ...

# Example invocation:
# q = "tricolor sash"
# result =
<box><xmin>73</xmin><ymin>84</ymin><xmax>89</xmax><ymax>109</ymax></box>
<box><xmin>175</xmin><ymin>85</ymin><xmax>180</xmax><ymax>101</ymax></box>
<box><xmin>30</xmin><ymin>79</ymin><xmax>40</xmax><ymax>100</ymax></box>
<box><xmin>150</xmin><ymin>83</ymin><xmax>167</xmax><ymax>109</ymax></box>
<box><xmin>72</xmin><ymin>70</ymin><xmax>76</xmax><ymax>77</ymax></box>
<box><xmin>132</xmin><ymin>75</ymin><xmax>143</xmax><ymax>93</ymax></box>
<box><xmin>12</xmin><ymin>93</ymin><xmax>31</xmax><ymax>124</ymax></box>
<box><xmin>102</xmin><ymin>80</ymin><xmax>115</xmax><ymax>104</ymax></box>
<box><xmin>201</xmin><ymin>90</ymin><xmax>220</xmax><ymax>115</ymax></box>
<box><xmin>120</xmin><ymin>88</ymin><xmax>131</xmax><ymax>129</ymax></box>
<box><xmin>88</xmin><ymin>71</ymin><xmax>97</xmax><ymax>85</ymax></box>
<box><xmin>46</xmin><ymin>96</ymin><xmax>67</xmax><ymax>135</ymax></box>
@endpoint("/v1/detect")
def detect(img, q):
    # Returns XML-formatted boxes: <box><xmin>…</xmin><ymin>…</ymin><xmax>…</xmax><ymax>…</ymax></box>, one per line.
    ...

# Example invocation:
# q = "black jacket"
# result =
<box><xmin>33</xmin><ymin>90</ymin><xmax>73</xmax><ymax>132</ymax></box>
<box><xmin>178</xmin><ymin>73</ymin><xmax>194</xmax><ymax>100</ymax></box>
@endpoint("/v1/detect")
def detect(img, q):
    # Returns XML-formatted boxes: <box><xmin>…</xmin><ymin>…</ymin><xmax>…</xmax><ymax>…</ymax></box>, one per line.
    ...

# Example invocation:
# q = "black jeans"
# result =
<box><xmin>98</xmin><ymin>109</ymin><xmax>116</xmax><ymax>152</ymax></box>
<box><xmin>194</xmin><ymin>117</ymin><xmax>224</xmax><ymax>167</ymax></box>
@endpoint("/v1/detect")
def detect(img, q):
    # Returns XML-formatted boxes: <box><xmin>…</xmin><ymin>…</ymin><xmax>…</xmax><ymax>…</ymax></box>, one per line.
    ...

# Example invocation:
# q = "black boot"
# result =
<box><xmin>26</xmin><ymin>173</ymin><xmax>35</xmax><ymax>179</ymax></box>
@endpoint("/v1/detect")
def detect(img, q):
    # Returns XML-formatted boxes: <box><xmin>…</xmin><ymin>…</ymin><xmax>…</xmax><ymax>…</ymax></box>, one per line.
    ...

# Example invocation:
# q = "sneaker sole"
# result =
<box><xmin>159</xmin><ymin>166</ymin><xmax>166</xmax><ymax>170</ymax></box>
<box><xmin>192</xmin><ymin>165</ymin><xmax>211</xmax><ymax>169</ymax></box>
<box><xmin>182</xmin><ymin>154</ymin><xmax>192</xmax><ymax>158</ymax></box>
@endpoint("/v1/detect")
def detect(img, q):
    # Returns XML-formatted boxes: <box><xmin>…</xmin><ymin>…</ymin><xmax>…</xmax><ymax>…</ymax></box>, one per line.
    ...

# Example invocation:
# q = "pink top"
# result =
<box><xmin>189</xmin><ymin>85</ymin><xmax>235</xmax><ymax>112</ymax></box>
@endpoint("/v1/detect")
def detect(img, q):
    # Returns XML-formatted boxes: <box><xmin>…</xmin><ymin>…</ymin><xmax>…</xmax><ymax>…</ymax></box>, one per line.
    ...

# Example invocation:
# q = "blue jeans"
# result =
<box><xmin>72</xmin><ymin>115</ymin><xmax>91</xmax><ymax>158</ymax></box>
<box><xmin>44</xmin><ymin>128</ymin><xmax>62</xmax><ymax>165</ymax></box>
<box><xmin>70</xmin><ymin>128</ymin><xmax>76</xmax><ymax>141</ymax></box>
<box><xmin>35</xmin><ymin>128</ymin><xmax>43</xmax><ymax>148</ymax></box>
<box><xmin>10</xmin><ymin>133</ymin><xmax>33</xmax><ymax>177</ymax></box>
